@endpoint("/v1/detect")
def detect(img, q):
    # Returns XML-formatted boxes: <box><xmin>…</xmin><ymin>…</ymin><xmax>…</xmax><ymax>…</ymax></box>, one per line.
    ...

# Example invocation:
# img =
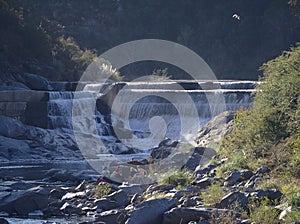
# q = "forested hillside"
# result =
<box><xmin>1</xmin><ymin>0</ymin><xmax>300</xmax><ymax>81</ymax></box>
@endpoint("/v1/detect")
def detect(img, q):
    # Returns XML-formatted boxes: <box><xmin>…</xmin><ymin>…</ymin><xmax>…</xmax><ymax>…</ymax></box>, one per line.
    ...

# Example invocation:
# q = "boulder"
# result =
<box><xmin>106</xmin><ymin>190</ymin><xmax>130</xmax><ymax>206</ymax></box>
<box><xmin>194</xmin><ymin>164</ymin><xmax>217</xmax><ymax>176</ymax></box>
<box><xmin>224</xmin><ymin>171</ymin><xmax>241</xmax><ymax>186</ymax></box>
<box><xmin>250</xmin><ymin>189</ymin><xmax>283</xmax><ymax>201</ymax></box>
<box><xmin>0</xmin><ymin>186</ymin><xmax>49</xmax><ymax>216</ymax></box>
<box><xmin>119</xmin><ymin>184</ymin><xmax>149</xmax><ymax>196</ymax></box>
<box><xmin>96</xmin><ymin>209</ymin><xmax>127</xmax><ymax>224</ymax></box>
<box><xmin>255</xmin><ymin>165</ymin><xmax>270</xmax><ymax>175</ymax></box>
<box><xmin>60</xmin><ymin>202</ymin><xmax>83</xmax><ymax>215</ymax></box>
<box><xmin>95</xmin><ymin>198</ymin><xmax>121</xmax><ymax>211</ymax></box>
<box><xmin>126</xmin><ymin>198</ymin><xmax>178</xmax><ymax>224</ymax></box>
<box><xmin>16</xmin><ymin>73</ymin><xmax>53</xmax><ymax>91</ymax></box>
<box><xmin>217</xmin><ymin>192</ymin><xmax>249</xmax><ymax>211</ymax></box>
<box><xmin>163</xmin><ymin>207</ymin><xmax>211</xmax><ymax>224</ymax></box>
<box><xmin>191</xmin><ymin>177</ymin><xmax>211</xmax><ymax>189</ymax></box>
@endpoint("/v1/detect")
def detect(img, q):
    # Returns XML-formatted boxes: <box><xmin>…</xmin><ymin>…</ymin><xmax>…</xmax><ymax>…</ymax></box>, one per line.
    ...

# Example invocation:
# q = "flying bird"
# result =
<box><xmin>232</xmin><ymin>13</ymin><xmax>240</xmax><ymax>20</ymax></box>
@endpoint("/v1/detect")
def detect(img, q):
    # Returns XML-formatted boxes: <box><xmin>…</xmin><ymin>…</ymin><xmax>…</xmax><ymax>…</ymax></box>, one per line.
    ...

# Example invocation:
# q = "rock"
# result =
<box><xmin>16</xmin><ymin>73</ymin><xmax>53</xmax><ymax>91</ymax></box>
<box><xmin>183</xmin><ymin>153</ymin><xmax>203</xmax><ymax>171</ymax></box>
<box><xmin>0</xmin><ymin>115</ymin><xmax>27</xmax><ymax>139</ymax></box>
<box><xmin>61</xmin><ymin>191</ymin><xmax>86</xmax><ymax>200</ymax></box>
<box><xmin>28</xmin><ymin>210</ymin><xmax>43</xmax><ymax>218</ymax></box>
<box><xmin>126</xmin><ymin>198</ymin><xmax>178</xmax><ymax>224</ymax></box>
<box><xmin>106</xmin><ymin>190</ymin><xmax>129</xmax><ymax>206</ymax></box>
<box><xmin>217</xmin><ymin>192</ymin><xmax>249</xmax><ymax>211</ymax></box>
<box><xmin>151</xmin><ymin>146</ymin><xmax>172</xmax><ymax>160</ymax></box>
<box><xmin>119</xmin><ymin>184</ymin><xmax>149</xmax><ymax>196</ymax></box>
<box><xmin>0</xmin><ymin>186</ymin><xmax>49</xmax><ymax>216</ymax></box>
<box><xmin>75</xmin><ymin>180</ymin><xmax>87</xmax><ymax>191</ymax></box>
<box><xmin>239</xmin><ymin>170</ymin><xmax>254</xmax><ymax>181</ymax></box>
<box><xmin>279</xmin><ymin>206</ymin><xmax>292</xmax><ymax>220</ymax></box>
<box><xmin>0</xmin><ymin>218</ymin><xmax>9</xmax><ymax>224</ymax></box>
<box><xmin>96</xmin><ymin>209</ymin><xmax>127</xmax><ymax>224</ymax></box>
<box><xmin>191</xmin><ymin>177</ymin><xmax>211</xmax><ymax>188</ymax></box>
<box><xmin>194</xmin><ymin>164</ymin><xmax>217</xmax><ymax>176</ymax></box>
<box><xmin>244</xmin><ymin>175</ymin><xmax>263</xmax><ymax>189</ymax></box>
<box><xmin>95</xmin><ymin>198</ymin><xmax>121</xmax><ymax>211</ymax></box>
<box><xmin>195</xmin><ymin>111</ymin><xmax>235</xmax><ymax>148</ymax></box>
<box><xmin>60</xmin><ymin>202</ymin><xmax>83</xmax><ymax>215</ymax></box>
<box><xmin>224</xmin><ymin>171</ymin><xmax>241</xmax><ymax>186</ymax></box>
<box><xmin>255</xmin><ymin>165</ymin><xmax>270</xmax><ymax>175</ymax></box>
<box><xmin>163</xmin><ymin>207</ymin><xmax>211</xmax><ymax>224</ymax></box>
<box><xmin>250</xmin><ymin>189</ymin><xmax>283</xmax><ymax>201</ymax></box>
<box><xmin>159</xmin><ymin>138</ymin><xmax>179</xmax><ymax>148</ymax></box>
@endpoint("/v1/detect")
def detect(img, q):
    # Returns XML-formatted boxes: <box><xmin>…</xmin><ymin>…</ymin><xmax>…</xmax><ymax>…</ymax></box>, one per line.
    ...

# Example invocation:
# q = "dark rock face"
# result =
<box><xmin>217</xmin><ymin>192</ymin><xmax>249</xmax><ymax>211</ymax></box>
<box><xmin>0</xmin><ymin>186</ymin><xmax>49</xmax><ymax>216</ymax></box>
<box><xmin>95</xmin><ymin>199</ymin><xmax>122</xmax><ymax>211</ymax></box>
<box><xmin>163</xmin><ymin>207</ymin><xmax>211</xmax><ymax>224</ymax></box>
<box><xmin>96</xmin><ymin>209</ymin><xmax>127</xmax><ymax>224</ymax></box>
<box><xmin>126</xmin><ymin>198</ymin><xmax>178</xmax><ymax>224</ymax></box>
<box><xmin>16</xmin><ymin>73</ymin><xmax>53</xmax><ymax>91</ymax></box>
<box><xmin>250</xmin><ymin>189</ymin><xmax>283</xmax><ymax>201</ymax></box>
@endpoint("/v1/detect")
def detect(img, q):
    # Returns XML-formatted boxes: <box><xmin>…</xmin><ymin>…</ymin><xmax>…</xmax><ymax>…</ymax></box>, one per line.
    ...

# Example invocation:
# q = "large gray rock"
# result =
<box><xmin>16</xmin><ymin>73</ymin><xmax>53</xmax><ymax>91</ymax></box>
<box><xmin>224</xmin><ymin>170</ymin><xmax>254</xmax><ymax>186</ymax></box>
<box><xmin>106</xmin><ymin>190</ymin><xmax>130</xmax><ymax>206</ymax></box>
<box><xmin>0</xmin><ymin>186</ymin><xmax>49</xmax><ymax>216</ymax></box>
<box><xmin>126</xmin><ymin>198</ymin><xmax>178</xmax><ymax>224</ymax></box>
<box><xmin>217</xmin><ymin>192</ymin><xmax>249</xmax><ymax>211</ymax></box>
<box><xmin>163</xmin><ymin>207</ymin><xmax>211</xmax><ymax>224</ymax></box>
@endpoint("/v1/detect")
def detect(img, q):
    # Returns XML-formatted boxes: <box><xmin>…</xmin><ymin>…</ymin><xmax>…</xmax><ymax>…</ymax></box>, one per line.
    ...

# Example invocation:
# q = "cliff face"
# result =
<box><xmin>1</xmin><ymin>0</ymin><xmax>300</xmax><ymax>81</ymax></box>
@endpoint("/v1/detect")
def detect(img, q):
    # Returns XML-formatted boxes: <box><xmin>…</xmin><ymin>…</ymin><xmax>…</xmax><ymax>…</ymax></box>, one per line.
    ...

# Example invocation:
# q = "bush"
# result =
<box><xmin>221</xmin><ymin>43</ymin><xmax>300</xmax><ymax>162</ymax></box>
<box><xmin>201</xmin><ymin>183</ymin><xmax>224</xmax><ymax>205</ymax></box>
<box><xmin>249</xmin><ymin>198</ymin><xmax>280</xmax><ymax>224</ymax></box>
<box><xmin>94</xmin><ymin>182</ymin><xmax>111</xmax><ymax>198</ymax></box>
<box><xmin>159</xmin><ymin>169</ymin><xmax>193</xmax><ymax>187</ymax></box>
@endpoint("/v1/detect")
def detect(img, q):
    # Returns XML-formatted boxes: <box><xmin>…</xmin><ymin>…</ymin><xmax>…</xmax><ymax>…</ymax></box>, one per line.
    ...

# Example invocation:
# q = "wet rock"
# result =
<box><xmin>163</xmin><ymin>207</ymin><xmax>211</xmax><ymax>224</ymax></box>
<box><xmin>0</xmin><ymin>186</ymin><xmax>49</xmax><ymax>216</ymax></box>
<box><xmin>126</xmin><ymin>198</ymin><xmax>178</xmax><ymax>224</ymax></box>
<box><xmin>217</xmin><ymin>192</ymin><xmax>249</xmax><ymax>211</ymax></box>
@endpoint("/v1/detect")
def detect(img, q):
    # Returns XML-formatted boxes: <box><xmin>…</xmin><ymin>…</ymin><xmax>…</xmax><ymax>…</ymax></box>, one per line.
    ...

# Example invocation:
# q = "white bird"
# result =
<box><xmin>232</xmin><ymin>13</ymin><xmax>240</xmax><ymax>20</ymax></box>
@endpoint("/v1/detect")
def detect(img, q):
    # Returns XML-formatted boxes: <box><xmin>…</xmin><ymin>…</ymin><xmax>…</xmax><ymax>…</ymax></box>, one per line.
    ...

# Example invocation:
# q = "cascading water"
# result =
<box><xmin>46</xmin><ymin>80</ymin><xmax>256</xmax><ymax>152</ymax></box>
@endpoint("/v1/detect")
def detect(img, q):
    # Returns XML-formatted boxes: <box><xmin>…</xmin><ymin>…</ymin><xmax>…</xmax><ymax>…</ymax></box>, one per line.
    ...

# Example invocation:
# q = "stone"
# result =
<box><xmin>194</xmin><ymin>164</ymin><xmax>217</xmax><ymax>176</ymax></box>
<box><xmin>250</xmin><ymin>189</ymin><xmax>283</xmax><ymax>201</ymax></box>
<box><xmin>244</xmin><ymin>175</ymin><xmax>263</xmax><ymax>189</ymax></box>
<box><xmin>192</xmin><ymin>177</ymin><xmax>211</xmax><ymax>188</ymax></box>
<box><xmin>95</xmin><ymin>198</ymin><xmax>121</xmax><ymax>211</ymax></box>
<box><xmin>184</xmin><ymin>153</ymin><xmax>203</xmax><ymax>171</ymax></box>
<box><xmin>60</xmin><ymin>202</ymin><xmax>83</xmax><ymax>215</ymax></box>
<box><xmin>28</xmin><ymin>210</ymin><xmax>43</xmax><ymax>218</ymax></box>
<box><xmin>62</xmin><ymin>191</ymin><xmax>86</xmax><ymax>200</ymax></box>
<box><xmin>217</xmin><ymin>192</ymin><xmax>249</xmax><ymax>211</ymax></box>
<box><xmin>0</xmin><ymin>186</ymin><xmax>49</xmax><ymax>216</ymax></box>
<box><xmin>96</xmin><ymin>209</ymin><xmax>127</xmax><ymax>224</ymax></box>
<box><xmin>119</xmin><ymin>184</ymin><xmax>149</xmax><ymax>196</ymax></box>
<box><xmin>75</xmin><ymin>180</ymin><xmax>87</xmax><ymax>191</ymax></box>
<box><xmin>239</xmin><ymin>170</ymin><xmax>254</xmax><ymax>181</ymax></box>
<box><xmin>224</xmin><ymin>171</ymin><xmax>241</xmax><ymax>186</ymax></box>
<box><xmin>163</xmin><ymin>207</ymin><xmax>211</xmax><ymax>224</ymax></box>
<box><xmin>106</xmin><ymin>190</ymin><xmax>130</xmax><ymax>206</ymax></box>
<box><xmin>16</xmin><ymin>73</ymin><xmax>53</xmax><ymax>91</ymax></box>
<box><xmin>126</xmin><ymin>198</ymin><xmax>178</xmax><ymax>224</ymax></box>
<box><xmin>255</xmin><ymin>165</ymin><xmax>270</xmax><ymax>175</ymax></box>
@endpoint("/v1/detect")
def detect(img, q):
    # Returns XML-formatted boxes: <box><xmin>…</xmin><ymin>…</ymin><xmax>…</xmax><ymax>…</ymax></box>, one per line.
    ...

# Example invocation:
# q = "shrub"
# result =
<box><xmin>159</xmin><ymin>169</ymin><xmax>193</xmax><ymax>187</ymax></box>
<box><xmin>94</xmin><ymin>182</ymin><xmax>111</xmax><ymax>198</ymax></box>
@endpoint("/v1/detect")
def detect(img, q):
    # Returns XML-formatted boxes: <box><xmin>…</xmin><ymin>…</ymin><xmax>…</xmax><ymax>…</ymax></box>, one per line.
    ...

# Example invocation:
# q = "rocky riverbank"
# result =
<box><xmin>0</xmin><ymin>111</ymin><xmax>295</xmax><ymax>224</ymax></box>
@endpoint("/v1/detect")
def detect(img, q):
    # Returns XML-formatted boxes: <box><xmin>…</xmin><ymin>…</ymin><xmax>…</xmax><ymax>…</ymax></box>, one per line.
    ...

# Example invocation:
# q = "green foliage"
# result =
<box><xmin>201</xmin><ymin>183</ymin><xmax>225</xmax><ymax>205</ymax></box>
<box><xmin>221</xmin><ymin>44</ymin><xmax>300</xmax><ymax>162</ymax></box>
<box><xmin>159</xmin><ymin>169</ymin><xmax>193</xmax><ymax>187</ymax></box>
<box><xmin>249</xmin><ymin>197</ymin><xmax>280</xmax><ymax>224</ymax></box>
<box><xmin>94</xmin><ymin>182</ymin><xmax>111</xmax><ymax>199</ymax></box>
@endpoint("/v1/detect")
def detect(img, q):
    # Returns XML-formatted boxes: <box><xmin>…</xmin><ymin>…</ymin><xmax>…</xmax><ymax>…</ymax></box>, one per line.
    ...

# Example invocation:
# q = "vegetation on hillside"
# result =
<box><xmin>1</xmin><ymin>0</ymin><xmax>300</xmax><ymax>81</ymax></box>
<box><xmin>219</xmin><ymin>43</ymin><xmax>300</xmax><ymax>222</ymax></box>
